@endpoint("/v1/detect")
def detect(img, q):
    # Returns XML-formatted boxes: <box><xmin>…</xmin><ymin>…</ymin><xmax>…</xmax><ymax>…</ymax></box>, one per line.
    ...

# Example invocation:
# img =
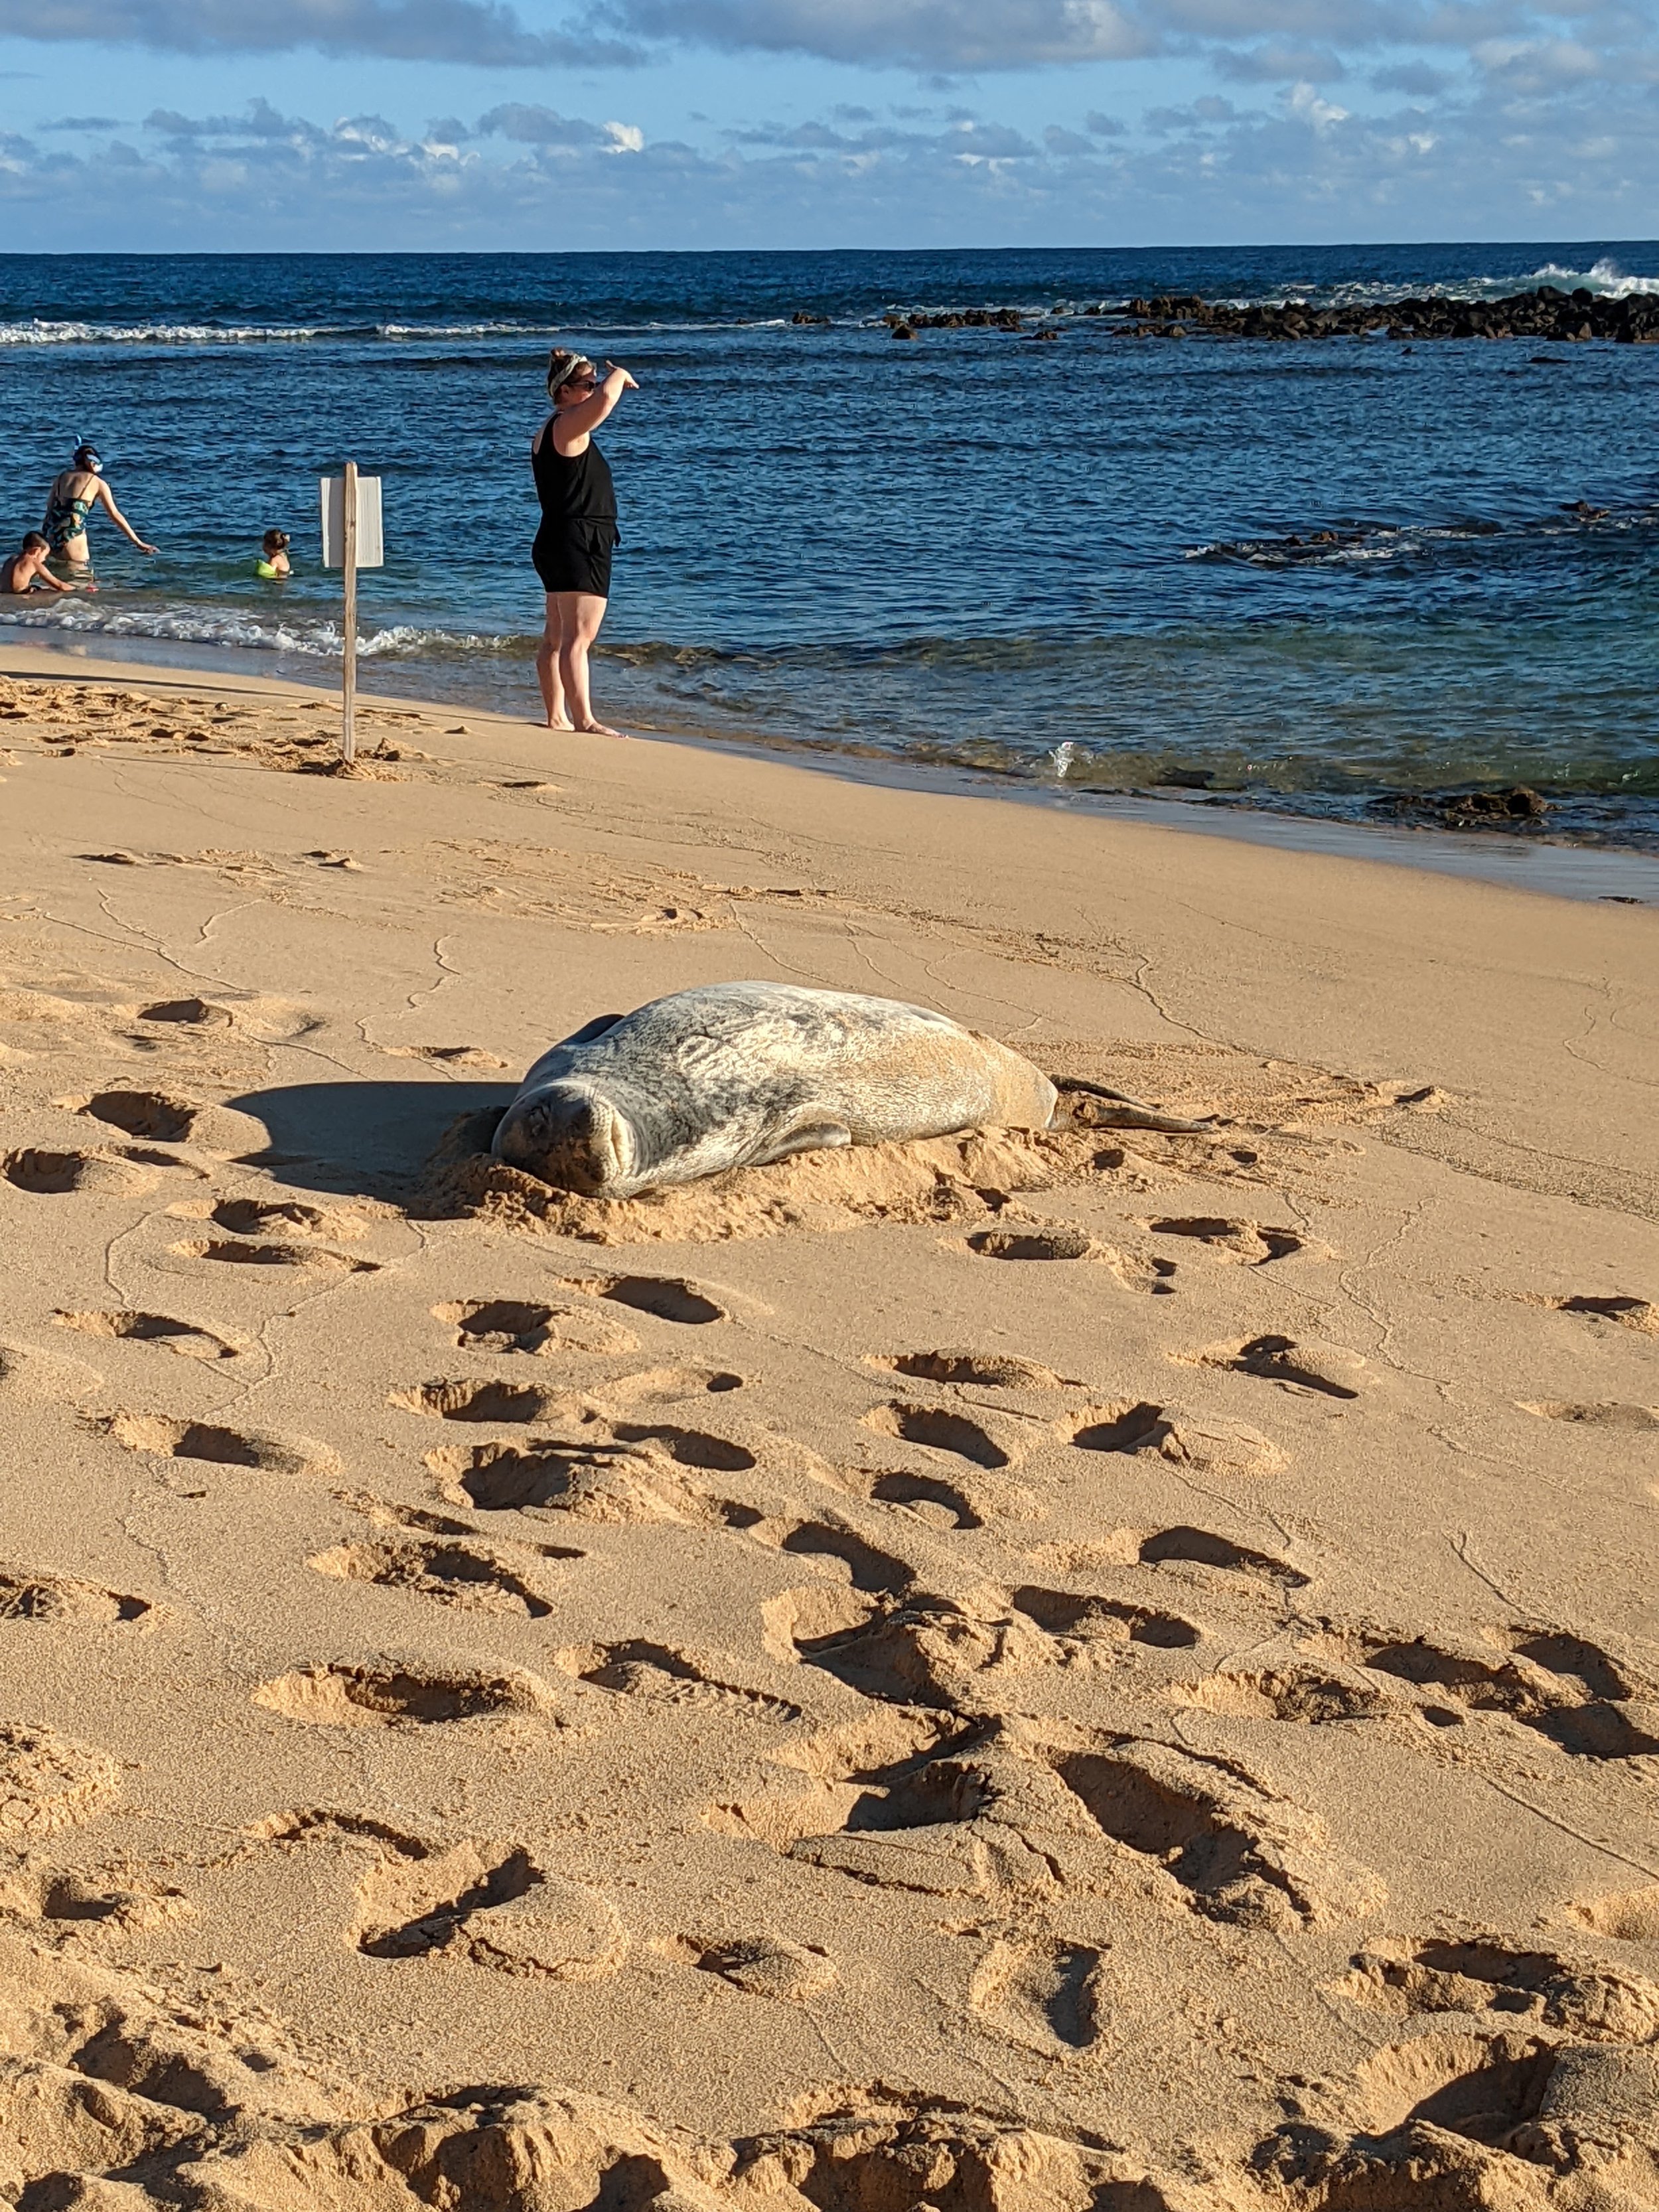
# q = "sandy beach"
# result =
<box><xmin>0</xmin><ymin>640</ymin><xmax>1655</xmax><ymax>2210</ymax></box>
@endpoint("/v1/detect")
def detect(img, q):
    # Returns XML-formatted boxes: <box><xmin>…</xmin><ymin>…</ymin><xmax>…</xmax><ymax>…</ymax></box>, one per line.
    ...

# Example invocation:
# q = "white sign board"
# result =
<box><xmin>319</xmin><ymin>474</ymin><xmax>384</xmax><ymax>568</ymax></box>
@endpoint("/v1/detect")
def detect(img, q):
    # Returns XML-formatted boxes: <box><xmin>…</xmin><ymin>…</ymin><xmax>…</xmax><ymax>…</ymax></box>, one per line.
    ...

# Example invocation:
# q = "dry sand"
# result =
<box><xmin>0</xmin><ymin>641</ymin><xmax>1656</xmax><ymax>2211</ymax></box>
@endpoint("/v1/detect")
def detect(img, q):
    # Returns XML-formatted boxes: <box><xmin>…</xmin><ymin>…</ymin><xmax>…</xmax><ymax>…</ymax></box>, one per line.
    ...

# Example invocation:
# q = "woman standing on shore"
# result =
<box><xmin>42</xmin><ymin>443</ymin><xmax>156</xmax><ymax>573</ymax></box>
<box><xmin>532</xmin><ymin>350</ymin><xmax>638</xmax><ymax>735</ymax></box>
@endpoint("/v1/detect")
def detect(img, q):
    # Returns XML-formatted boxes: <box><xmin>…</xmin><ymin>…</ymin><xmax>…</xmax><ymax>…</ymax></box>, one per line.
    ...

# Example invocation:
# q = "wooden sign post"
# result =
<box><xmin>319</xmin><ymin>466</ymin><xmax>384</xmax><ymax>765</ymax></box>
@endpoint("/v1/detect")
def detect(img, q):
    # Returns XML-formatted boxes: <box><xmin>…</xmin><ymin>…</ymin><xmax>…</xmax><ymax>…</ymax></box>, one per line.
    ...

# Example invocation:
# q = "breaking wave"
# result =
<box><xmin>0</xmin><ymin>600</ymin><xmax>527</xmax><ymax>659</ymax></box>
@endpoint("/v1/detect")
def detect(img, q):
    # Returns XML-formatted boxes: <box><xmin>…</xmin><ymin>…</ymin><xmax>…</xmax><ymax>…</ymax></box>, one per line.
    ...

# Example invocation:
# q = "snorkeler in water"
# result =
<box><xmin>42</xmin><ymin>441</ymin><xmax>156</xmax><ymax>572</ymax></box>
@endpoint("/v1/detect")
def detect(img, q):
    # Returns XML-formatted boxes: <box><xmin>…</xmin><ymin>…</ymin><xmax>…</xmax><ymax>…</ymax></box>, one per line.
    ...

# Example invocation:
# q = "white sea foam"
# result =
<box><xmin>0</xmin><ymin>600</ymin><xmax>526</xmax><ymax>658</ymax></box>
<box><xmin>0</xmin><ymin>317</ymin><xmax>563</xmax><ymax>347</ymax></box>
<box><xmin>1516</xmin><ymin>257</ymin><xmax>1659</xmax><ymax>298</ymax></box>
<box><xmin>0</xmin><ymin>320</ymin><xmax>331</xmax><ymax>346</ymax></box>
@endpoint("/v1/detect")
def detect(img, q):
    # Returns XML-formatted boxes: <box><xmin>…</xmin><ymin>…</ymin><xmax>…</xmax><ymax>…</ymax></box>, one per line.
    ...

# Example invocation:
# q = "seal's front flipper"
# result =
<box><xmin>558</xmin><ymin>1011</ymin><xmax>626</xmax><ymax>1047</ymax></box>
<box><xmin>1052</xmin><ymin>1077</ymin><xmax>1220</xmax><ymax>1135</ymax></box>
<box><xmin>750</xmin><ymin>1115</ymin><xmax>854</xmax><ymax>1169</ymax></box>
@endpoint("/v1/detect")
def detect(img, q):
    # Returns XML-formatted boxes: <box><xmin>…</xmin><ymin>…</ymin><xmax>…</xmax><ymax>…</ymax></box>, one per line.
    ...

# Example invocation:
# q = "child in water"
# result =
<box><xmin>255</xmin><ymin>530</ymin><xmax>291</xmax><ymax>579</ymax></box>
<box><xmin>2</xmin><ymin>532</ymin><xmax>95</xmax><ymax>595</ymax></box>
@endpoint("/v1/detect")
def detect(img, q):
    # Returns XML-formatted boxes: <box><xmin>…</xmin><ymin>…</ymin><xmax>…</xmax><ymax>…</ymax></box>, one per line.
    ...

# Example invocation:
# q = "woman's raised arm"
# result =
<box><xmin>551</xmin><ymin>364</ymin><xmax>638</xmax><ymax>449</ymax></box>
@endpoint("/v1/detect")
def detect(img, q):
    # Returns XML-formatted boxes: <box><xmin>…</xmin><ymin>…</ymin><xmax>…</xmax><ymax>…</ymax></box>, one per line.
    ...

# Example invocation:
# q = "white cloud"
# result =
<box><xmin>596</xmin><ymin>0</ymin><xmax>1157</xmax><ymax>68</ymax></box>
<box><xmin>1283</xmin><ymin>78</ymin><xmax>1350</xmax><ymax>122</ymax></box>
<box><xmin>1214</xmin><ymin>42</ymin><xmax>1347</xmax><ymax>79</ymax></box>
<box><xmin>8</xmin><ymin>62</ymin><xmax>1659</xmax><ymax>248</ymax></box>
<box><xmin>0</xmin><ymin>0</ymin><xmax>640</xmax><ymax>65</ymax></box>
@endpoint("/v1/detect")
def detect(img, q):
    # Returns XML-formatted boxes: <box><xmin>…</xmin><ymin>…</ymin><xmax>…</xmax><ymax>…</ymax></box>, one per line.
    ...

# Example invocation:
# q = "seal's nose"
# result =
<box><xmin>495</xmin><ymin>1085</ymin><xmax>629</xmax><ymax>1194</ymax></box>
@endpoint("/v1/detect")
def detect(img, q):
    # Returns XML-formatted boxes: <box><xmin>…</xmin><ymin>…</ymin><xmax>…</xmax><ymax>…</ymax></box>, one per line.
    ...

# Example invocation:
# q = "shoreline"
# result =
<box><xmin>13</xmin><ymin>632</ymin><xmax>1658</xmax><ymax>907</ymax></box>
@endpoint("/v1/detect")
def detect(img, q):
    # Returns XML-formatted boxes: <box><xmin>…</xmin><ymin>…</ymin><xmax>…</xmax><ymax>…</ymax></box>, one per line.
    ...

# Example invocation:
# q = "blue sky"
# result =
<box><xmin>1</xmin><ymin>0</ymin><xmax>1655</xmax><ymax>249</ymax></box>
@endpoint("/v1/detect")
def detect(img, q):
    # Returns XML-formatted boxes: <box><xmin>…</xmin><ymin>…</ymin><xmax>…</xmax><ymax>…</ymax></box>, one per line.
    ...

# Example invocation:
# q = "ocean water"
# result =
<box><xmin>3</xmin><ymin>244</ymin><xmax>1658</xmax><ymax>848</ymax></box>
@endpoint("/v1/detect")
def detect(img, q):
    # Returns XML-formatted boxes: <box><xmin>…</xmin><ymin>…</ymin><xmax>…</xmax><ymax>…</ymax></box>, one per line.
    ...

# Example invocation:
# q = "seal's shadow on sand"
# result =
<box><xmin>224</xmin><ymin>1081</ymin><xmax>511</xmax><ymax>1198</ymax></box>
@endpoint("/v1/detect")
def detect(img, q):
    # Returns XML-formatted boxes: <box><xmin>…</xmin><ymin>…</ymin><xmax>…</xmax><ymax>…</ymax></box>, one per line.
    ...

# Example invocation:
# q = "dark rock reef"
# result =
<box><xmin>876</xmin><ymin>285</ymin><xmax>1659</xmax><ymax>344</ymax></box>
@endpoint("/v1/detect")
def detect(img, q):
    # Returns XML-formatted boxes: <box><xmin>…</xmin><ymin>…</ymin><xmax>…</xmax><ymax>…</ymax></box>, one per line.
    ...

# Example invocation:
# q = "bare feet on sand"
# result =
<box><xmin>576</xmin><ymin>719</ymin><xmax>624</xmax><ymax>737</ymax></box>
<box><xmin>544</xmin><ymin>715</ymin><xmax>576</xmax><ymax>731</ymax></box>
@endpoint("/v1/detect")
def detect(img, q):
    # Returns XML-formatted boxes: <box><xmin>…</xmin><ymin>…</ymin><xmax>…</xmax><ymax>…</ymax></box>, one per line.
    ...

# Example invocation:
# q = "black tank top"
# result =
<box><xmin>532</xmin><ymin>421</ymin><xmax>616</xmax><ymax>527</ymax></box>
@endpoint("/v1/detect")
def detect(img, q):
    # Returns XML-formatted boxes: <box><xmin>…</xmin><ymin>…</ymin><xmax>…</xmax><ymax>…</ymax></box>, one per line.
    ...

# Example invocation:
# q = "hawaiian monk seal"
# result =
<box><xmin>492</xmin><ymin>984</ymin><xmax>1214</xmax><ymax>1199</ymax></box>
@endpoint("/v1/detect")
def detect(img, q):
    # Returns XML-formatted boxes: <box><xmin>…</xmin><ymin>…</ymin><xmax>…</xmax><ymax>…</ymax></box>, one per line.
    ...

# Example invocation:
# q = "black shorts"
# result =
<box><xmin>533</xmin><ymin>522</ymin><xmax>616</xmax><ymax>597</ymax></box>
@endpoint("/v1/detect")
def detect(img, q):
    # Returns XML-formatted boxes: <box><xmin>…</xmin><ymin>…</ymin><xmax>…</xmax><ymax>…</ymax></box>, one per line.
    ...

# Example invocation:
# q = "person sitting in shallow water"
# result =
<box><xmin>1</xmin><ymin>532</ymin><xmax>94</xmax><ymax>595</ymax></box>
<box><xmin>255</xmin><ymin>529</ymin><xmax>291</xmax><ymax>579</ymax></box>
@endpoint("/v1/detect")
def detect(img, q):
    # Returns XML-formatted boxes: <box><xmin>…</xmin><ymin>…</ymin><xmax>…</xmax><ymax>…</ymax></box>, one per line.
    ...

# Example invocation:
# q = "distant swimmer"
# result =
<box><xmin>1</xmin><ymin>531</ymin><xmax>94</xmax><ymax>596</ymax></box>
<box><xmin>255</xmin><ymin>528</ymin><xmax>291</xmax><ymax>579</ymax></box>
<box><xmin>531</xmin><ymin>348</ymin><xmax>638</xmax><ymax>735</ymax></box>
<box><xmin>42</xmin><ymin>441</ymin><xmax>157</xmax><ymax>573</ymax></box>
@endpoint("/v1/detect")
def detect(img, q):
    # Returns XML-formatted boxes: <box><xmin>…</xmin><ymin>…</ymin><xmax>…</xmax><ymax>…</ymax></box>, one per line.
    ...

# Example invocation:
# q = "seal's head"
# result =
<box><xmin>492</xmin><ymin>1079</ymin><xmax>639</xmax><ymax>1196</ymax></box>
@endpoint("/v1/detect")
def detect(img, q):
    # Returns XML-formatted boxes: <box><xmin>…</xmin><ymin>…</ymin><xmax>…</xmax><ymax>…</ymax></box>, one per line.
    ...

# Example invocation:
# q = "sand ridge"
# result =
<box><xmin>0</xmin><ymin>648</ymin><xmax>1655</xmax><ymax>2208</ymax></box>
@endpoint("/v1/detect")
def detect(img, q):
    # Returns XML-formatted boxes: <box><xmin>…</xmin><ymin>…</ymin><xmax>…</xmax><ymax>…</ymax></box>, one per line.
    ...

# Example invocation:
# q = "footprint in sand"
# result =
<box><xmin>1173</xmin><ymin>1665</ymin><xmax>1392</xmax><ymax>1724</ymax></box>
<box><xmin>0</xmin><ymin>1719</ymin><xmax>121</xmax><ymax>1836</ymax></box>
<box><xmin>691</xmin><ymin>1934</ymin><xmax>837</xmax><ymax>2000</ymax></box>
<box><xmin>1060</xmin><ymin>1400</ymin><xmax>1172</xmax><ymax>1453</ymax></box>
<box><xmin>867</xmin><ymin>1350</ymin><xmax>1070</xmax><ymax>1389</ymax></box>
<box><xmin>207</xmin><ymin>1197</ymin><xmax>370</xmax><ymax>1240</ymax></box>
<box><xmin>1338</xmin><ymin>1935</ymin><xmax>1659</xmax><ymax>2041</ymax></box>
<box><xmin>1048</xmin><ymin>1737</ymin><xmax>1384</xmax><ymax>1929</ymax></box>
<box><xmin>169</xmin><ymin>1238</ymin><xmax>378</xmax><ymax>1274</ymax></box>
<box><xmin>1185</xmin><ymin>1333</ymin><xmax>1364</xmax><ymax>1399</ymax></box>
<box><xmin>307</xmin><ymin>1537</ymin><xmax>571</xmax><ymax>1617</ymax></box>
<box><xmin>1566</xmin><ymin>1883</ymin><xmax>1659</xmax><ymax>1941</ymax></box>
<box><xmin>252</xmin><ymin>1662</ymin><xmax>558</xmax><ymax>1728</ymax></box>
<box><xmin>427</xmin><ymin>1439</ymin><xmax>680</xmax><ymax>1520</ymax></box>
<box><xmin>547</xmin><ymin>1272</ymin><xmax>729</xmax><ymax>1325</ymax></box>
<box><xmin>1520</xmin><ymin>1400</ymin><xmax>1659</xmax><ymax>1430</ymax></box>
<box><xmin>968</xmin><ymin>1936</ymin><xmax>1104</xmax><ymax>2055</ymax></box>
<box><xmin>954</xmin><ymin>1228</ymin><xmax>1177</xmax><ymax>1293</ymax></box>
<box><xmin>432</xmin><ymin>1297</ymin><xmax>640</xmax><ymax>1357</ymax></box>
<box><xmin>54</xmin><ymin>1309</ymin><xmax>237</xmax><ymax>1360</ymax></box>
<box><xmin>1309</xmin><ymin>1626</ymin><xmax>1659</xmax><ymax>1758</ymax></box>
<box><xmin>598</xmin><ymin>1365</ymin><xmax>746</xmax><ymax>1406</ymax></box>
<box><xmin>135</xmin><ymin>996</ymin><xmax>234</xmax><ymax>1029</ymax></box>
<box><xmin>555</xmin><ymin>1641</ymin><xmax>802</xmax><ymax>1724</ymax></box>
<box><xmin>332</xmin><ymin>1487</ymin><xmax>550</xmax><ymax>1545</ymax></box>
<box><xmin>391</xmin><ymin>1378</ymin><xmax>574</xmax><ymax>1424</ymax></box>
<box><xmin>0</xmin><ymin>1565</ymin><xmax>155</xmax><ymax>1626</ymax></box>
<box><xmin>92</xmin><ymin>1411</ymin><xmax>340</xmax><ymax>1478</ymax></box>
<box><xmin>74</xmin><ymin>1089</ymin><xmax>198</xmax><ymax>1143</ymax></box>
<box><xmin>609</xmin><ymin>1422</ymin><xmax>757</xmax><ymax>1470</ymax></box>
<box><xmin>1143</xmin><ymin>1216</ymin><xmax>1327</xmax><ymax>1266</ymax></box>
<box><xmin>773</xmin><ymin>1520</ymin><xmax>914</xmax><ymax>1595</ymax></box>
<box><xmin>861</xmin><ymin>1402</ymin><xmax>1014</xmax><ymax>1471</ymax></box>
<box><xmin>4</xmin><ymin>1146</ymin><xmax>162</xmax><ymax>1197</ymax></box>
<box><xmin>776</xmin><ymin>1580</ymin><xmax>1198</xmax><ymax>1707</ymax></box>
<box><xmin>1137</xmin><ymin>1525</ymin><xmax>1310</xmax><ymax>1589</ymax></box>
<box><xmin>1534</xmin><ymin>1293</ymin><xmax>1658</xmax><ymax>1335</ymax></box>
<box><xmin>382</xmin><ymin>1043</ymin><xmax>511</xmax><ymax>1068</ymax></box>
<box><xmin>1326</xmin><ymin>2030</ymin><xmax>1638</xmax><ymax>2156</ymax></box>
<box><xmin>353</xmin><ymin>1844</ymin><xmax>624</xmax><ymax>1980</ymax></box>
<box><xmin>717</xmin><ymin>1715</ymin><xmax>1381</xmax><ymax>1927</ymax></box>
<box><xmin>863</xmin><ymin>1470</ymin><xmax>985</xmax><ymax>1531</ymax></box>
<box><xmin>1009</xmin><ymin>1586</ymin><xmax>1202</xmax><ymax>1651</ymax></box>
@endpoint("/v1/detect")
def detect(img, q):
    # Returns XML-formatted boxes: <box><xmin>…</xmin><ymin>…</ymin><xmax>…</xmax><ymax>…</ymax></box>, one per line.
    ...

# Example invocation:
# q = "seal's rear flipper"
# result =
<box><xmin>1052</xmin><ymin>1077</ymin><xmax>1220</xmax><ymax>1135</ymax></box>
<box><xmin>558</xmin><ymin>1011</ymin><xmax>627</xmax><ymax>1047</ymax></box>
<box><xmin>751</xmin><ymin>1116</ymin><xmax>854</xmax><ymax>1169</ymax></box>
